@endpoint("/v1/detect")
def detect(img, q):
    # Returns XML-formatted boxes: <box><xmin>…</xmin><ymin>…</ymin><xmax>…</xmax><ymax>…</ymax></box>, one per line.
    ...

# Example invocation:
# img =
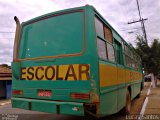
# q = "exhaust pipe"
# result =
<box><xmin>13</xmin><ymin>16</ymin><xmax>20</xmax><ymax>62</ymax></box>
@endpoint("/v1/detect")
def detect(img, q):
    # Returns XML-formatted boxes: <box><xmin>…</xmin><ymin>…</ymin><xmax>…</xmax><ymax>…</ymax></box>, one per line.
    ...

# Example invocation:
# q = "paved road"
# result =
<box><xmin>0</xmin><ymin>83</ymin><xmax>150</xmax><ymax>120</ymax></box>
<box><xmin>145</xmin><ymin>81</ymin><xmax>160</xmax><ymax>114</ymax></box>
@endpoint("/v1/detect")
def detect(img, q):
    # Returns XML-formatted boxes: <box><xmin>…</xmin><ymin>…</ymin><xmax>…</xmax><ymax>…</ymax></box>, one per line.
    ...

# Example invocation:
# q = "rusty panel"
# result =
<box><xmin>104</xmin><ymin>25</ymin><xmax>113</xmax><ymax>43</ymax></box>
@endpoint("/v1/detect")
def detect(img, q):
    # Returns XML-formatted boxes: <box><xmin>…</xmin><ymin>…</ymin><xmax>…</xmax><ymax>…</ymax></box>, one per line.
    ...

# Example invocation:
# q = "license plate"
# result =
<box><xmin>38</xmin><ymin>90</ymin><xmax>52</xmax><ymax>97</ymax></box>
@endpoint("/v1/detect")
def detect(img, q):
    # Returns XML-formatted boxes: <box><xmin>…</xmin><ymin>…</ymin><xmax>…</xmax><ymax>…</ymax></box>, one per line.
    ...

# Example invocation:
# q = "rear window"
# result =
<box><xmin>19</xmin><ymin>11</ymin><xmax>84</xmax><ymax>59</ymax></box>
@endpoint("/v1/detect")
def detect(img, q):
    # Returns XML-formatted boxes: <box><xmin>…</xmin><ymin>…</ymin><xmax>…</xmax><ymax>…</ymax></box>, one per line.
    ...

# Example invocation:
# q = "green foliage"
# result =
<box><xmin>135</xmin><ymin>36</ymin><xmax>160</xmax><ymax>76</ymax></box>
<box><xmin>0</xmin><ymin>64</ymin><xmax>11</xmax><ymax>69</ymax></box>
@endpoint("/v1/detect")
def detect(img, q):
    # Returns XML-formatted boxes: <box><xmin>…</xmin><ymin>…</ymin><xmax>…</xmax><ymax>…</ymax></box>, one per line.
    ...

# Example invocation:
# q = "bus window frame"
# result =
<box><xmin>97</xmin><ymin>36</ymin><xmax>108</xmax><ymax>60</ymax></box>
<box><xmin>94</xmin><ymin>17</ymin><xmax>105</xmax><ymax>39</ymax></box>
<box><xmin>98</xmin><ymin>40</ymin><xmax>116</xmax><ymax>64</ymax></box>
<box><xmin>114</xmin><ymin>39</ymin><xmax>124</xmax><ymax>65</ymax></box>
<box><xmin>107</xmin><ymin>42</ymin><xmax>116</xmax><ymax>63</ymax></box>
<box><xmin>94</xmin><ymin>15</ymin><xmax>115</xmax><ymax>64</ymax></box>
<box><xmin>16</xmin><ymin>10</ymin><xmax>86</xmax><ymax>61</ymax></box>
<box><xmin>96</xmin><ymin>37</ymin><xmax>116</xmax><ymax>64</ymax></box>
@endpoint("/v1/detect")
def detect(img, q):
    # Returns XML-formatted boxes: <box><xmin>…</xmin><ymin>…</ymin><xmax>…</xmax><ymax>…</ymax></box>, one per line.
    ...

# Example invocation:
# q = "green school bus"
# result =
<box><xmin>12</xmin><ymin>5</ymin><xmax>143</xmax><ymax>118</ymax></box>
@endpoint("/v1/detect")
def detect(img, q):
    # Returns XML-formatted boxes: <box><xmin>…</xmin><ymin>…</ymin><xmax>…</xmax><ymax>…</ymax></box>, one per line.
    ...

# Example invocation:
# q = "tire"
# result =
<box><xmin>136</xmin><ymin>83</ymin><xmax>142</xmax><ymax>99</ymax></box>
<box><xmin>84</xmin><ymin>111</ymin><xmax>99</xmax><ymax>120</ymax></box>
<box><xmin>125</xmin><ymin>90</ymin><xmax>131</xmax><ymax>114</ymax></box>
<box><xmin>136</xmin><ymin>92</ymin><xmax>141</xmax><ymax>98</ymax></box>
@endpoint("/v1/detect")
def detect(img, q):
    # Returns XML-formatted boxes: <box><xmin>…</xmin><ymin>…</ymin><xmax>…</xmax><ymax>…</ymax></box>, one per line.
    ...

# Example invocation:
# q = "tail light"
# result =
<box><xmin>71</xmin><ymin>93</ymin><xmax>90</xmax><ymax>100</ymax></box>
<box><xmin>12</xmin><ymin>90</ymin><xmax>23</xmax><ymax>95</ymax></box>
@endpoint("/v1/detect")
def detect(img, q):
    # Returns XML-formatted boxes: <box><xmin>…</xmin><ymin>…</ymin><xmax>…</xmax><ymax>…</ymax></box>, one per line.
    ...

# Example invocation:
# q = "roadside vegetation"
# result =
<box><xmin>135</xmin><ymin>36</ymin><xmax>160</xmax><ymax>82</ymax></box>
<box><xmin>0</xmin><ymin>64</ymin><xmax>11</xmax><ymax>69</ymax></box>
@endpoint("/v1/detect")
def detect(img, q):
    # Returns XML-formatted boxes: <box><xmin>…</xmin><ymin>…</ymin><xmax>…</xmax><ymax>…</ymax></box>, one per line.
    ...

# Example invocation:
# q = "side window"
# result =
<box><xmin>130</xmin><ymin>50</ymin><xmax>133</xmax><ymax>59</ymax></box>
<box><xmin>95</xmin><ymin>17</ymin><xmax>104</xmax><ymax>39</ymax></box>
<box><xmin>104</xmin><ymin>25</ymin><xmax>112</xmax><ymax>43</ymax></box>
<box><xmin>114</xmin><ymin>40</ymin><xmax>123</xmax><ymax>65</ymax></box>
<box><xmin>124</xmin><ymin>44</ymin><xmax>127</xmax><ymax>52</ymax></box>
<box><xmin>129</xmin><ymin>57</ymin><xmax>132</xmax><ymax>67</ymax></box>
<box><xmin>95</xmin><ymin>16</ymin><xmax>115</xmax><ymax>62</ymax></box>
<box><xmin>115</xmin><ymin>46</ymin><xmax>121</xmax><ymax>64</ymax></box>
<box><xmin>124</xmin><ymin>44</ymin><xmax>130</xmax><ymax>67</ymax></box>
<box><xmin>97</xmin><ymin>38</ymin><xmax>107</xmax><ymax>60</ymax></box>
<box><xmin>107</xmin><ymin>43</ymin><xmax>115</xmax><ymax>62</ymax></box>
<box><xmin>125</xmin><ymin>55</ymin><xmax>127</xmax><ymax>66</ymax></box>
<box><xmin>122</xmin><ymin>41</ymin><xmax>125</xmax><ymax>52</ymax></box>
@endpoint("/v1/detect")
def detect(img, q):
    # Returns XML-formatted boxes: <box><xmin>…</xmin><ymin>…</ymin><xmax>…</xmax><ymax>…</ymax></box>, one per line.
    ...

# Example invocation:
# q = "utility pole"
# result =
<box><xmin>128</xmin><ymin>0</ymin><xmax>148</xmax><ymax>45</ymax></box>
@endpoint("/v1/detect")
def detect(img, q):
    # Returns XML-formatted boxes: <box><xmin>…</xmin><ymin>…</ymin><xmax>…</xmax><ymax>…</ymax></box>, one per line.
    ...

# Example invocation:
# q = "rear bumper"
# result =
<box><xmin>12</xmin><ymin>97</ymin><xmax>84</xmax><ymax>116</ymax></box>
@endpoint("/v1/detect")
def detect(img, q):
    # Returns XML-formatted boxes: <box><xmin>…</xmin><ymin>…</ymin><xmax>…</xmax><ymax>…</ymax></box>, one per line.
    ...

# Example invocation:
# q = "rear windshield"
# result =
<box><xmin>18</xmin><ymin>11</ymin><xmax>84</xmax><ymax>59</ymax></box>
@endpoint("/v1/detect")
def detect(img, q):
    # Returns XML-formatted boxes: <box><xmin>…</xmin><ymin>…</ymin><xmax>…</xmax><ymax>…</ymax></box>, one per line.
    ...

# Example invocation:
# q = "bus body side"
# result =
<box><xmin>12</xmin><ymin>6</ymin><xmax>100</xmax><ymax>117</ymax></box>
<box><xmin>94</xmin><ymin>9</ymin><xmax>143</xmax><ymax>117</ymax></box>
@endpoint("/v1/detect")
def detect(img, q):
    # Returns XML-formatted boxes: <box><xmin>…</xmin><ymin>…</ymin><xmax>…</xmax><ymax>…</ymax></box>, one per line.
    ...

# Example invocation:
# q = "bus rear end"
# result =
<box><xmin>12</xmin><ymin>6</ymin><xmax>99</xmax><ymax>117</ymax></box>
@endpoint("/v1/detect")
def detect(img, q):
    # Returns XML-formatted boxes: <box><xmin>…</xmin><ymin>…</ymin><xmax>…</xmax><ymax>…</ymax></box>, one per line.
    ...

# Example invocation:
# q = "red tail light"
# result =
<box><xmin>71</xmin><ymin>93</ymin><xmax>90</xmax><ymax>100</ymax></box>
<box><xmin>12</xmin><ymin>90</ymin><xmax>23</xmax><ymax>95</ymax></box>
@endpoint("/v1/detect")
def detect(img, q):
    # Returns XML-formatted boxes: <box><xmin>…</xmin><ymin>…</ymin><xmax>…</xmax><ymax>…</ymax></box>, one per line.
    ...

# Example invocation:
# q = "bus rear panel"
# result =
<box><xmin>12</xmin><ymin>6</ymin><xmax>100</xmax><ymax>116</ymax></box>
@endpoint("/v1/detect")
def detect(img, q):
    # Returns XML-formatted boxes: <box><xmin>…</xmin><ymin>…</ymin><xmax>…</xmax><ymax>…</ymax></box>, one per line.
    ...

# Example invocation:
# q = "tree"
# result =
<box><xmin>0</xmin><ymin>64</ymin><xmax>11</xmax><ymax>69</ymax></box>
<box><xmin>148</xmin><ymin>39</ymin><xmax>160</xmax><ymax>76</ymax></box>
<box><xmin>135</xmin><ymin>36</ymin><xmax>160</xmax><ymax>81</ymax></box>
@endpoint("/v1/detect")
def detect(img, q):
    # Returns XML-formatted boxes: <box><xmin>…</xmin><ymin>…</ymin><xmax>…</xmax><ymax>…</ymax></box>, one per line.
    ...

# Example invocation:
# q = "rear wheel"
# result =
<box><xmin>125</xmin><ymin>90</ymin><xmax>131</xmax><ymax>114</ymax></box>
<box><xmin>84</xmin><ymin>111</ymin><xmax>99</xmax><ymax>120</ymax></box>
<box><xmin>136</xmin><ymin>92</ymin><xmax>141</xmax><ymax>98</ymax></box>
<box><xmin>136</xmin><ymin>83</ymin><xmax>143</xmax><ymax>99</ymax></box>
<box><xmin>84</xmin><ymin>105</ymin><xmax>99</xmax><ymax>120</ymax></box>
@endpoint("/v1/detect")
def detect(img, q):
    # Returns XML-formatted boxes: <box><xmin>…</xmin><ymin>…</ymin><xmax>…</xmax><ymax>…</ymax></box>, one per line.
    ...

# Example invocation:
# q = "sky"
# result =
<box><xmin>0</xmin><ymin>0</ymin><xmax>160</xmax><ymax>65</ymax></box>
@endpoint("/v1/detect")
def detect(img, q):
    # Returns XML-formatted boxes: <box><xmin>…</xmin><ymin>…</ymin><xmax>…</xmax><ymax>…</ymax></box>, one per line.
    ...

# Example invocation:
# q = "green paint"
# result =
<box><xmin>12</xmin><ymin>97</ymin><xmax>84</xmax><ymax>115</ymax></box>
<box><xmin>19</xmin><ymin>12</ymin><xmax>84</xmax><ymax>59</ymax></box>
<box><xmin>12</xmin><ymin>5</ymin><xmax>143</xmax><ymax>117</ymax></box>
<box><xmin>100</xmin><ymin>90</ymin><xmax>118</xmax><ymax>116</ymax></box>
